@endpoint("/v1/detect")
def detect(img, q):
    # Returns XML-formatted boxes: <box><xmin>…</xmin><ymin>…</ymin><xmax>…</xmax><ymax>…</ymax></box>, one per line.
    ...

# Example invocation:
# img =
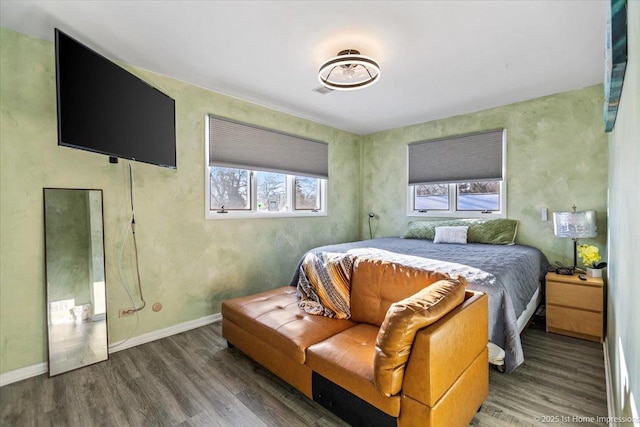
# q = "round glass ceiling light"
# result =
<box><xmin>318</xmin><ymin>49</ymin><xmax>381</xmax><ymax>91</ymax></box>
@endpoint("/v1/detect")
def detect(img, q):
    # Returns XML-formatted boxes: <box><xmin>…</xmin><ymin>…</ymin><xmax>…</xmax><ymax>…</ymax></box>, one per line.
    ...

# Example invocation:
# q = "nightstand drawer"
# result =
<box><xmin>546</xmin><ymin>281</ymin><xmax>602</xmax><ymax>311</ymax></box>
<box><xmin>546</xmin><ymin>305</ymin><xmax>602</xmax><ymax>338</ymax></box>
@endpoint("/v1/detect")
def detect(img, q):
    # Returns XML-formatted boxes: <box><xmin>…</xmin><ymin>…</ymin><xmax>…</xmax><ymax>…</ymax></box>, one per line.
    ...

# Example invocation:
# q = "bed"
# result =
<box><xmin>289</xmin><ymin>236</ymin><xmax>549</xmax><ymax>373</ymax></box>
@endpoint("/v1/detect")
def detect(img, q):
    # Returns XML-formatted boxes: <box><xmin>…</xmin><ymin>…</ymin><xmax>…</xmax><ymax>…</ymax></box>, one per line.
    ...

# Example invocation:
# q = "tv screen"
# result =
<box><xmin>55</xmin><ymin>29</ymin><xmax>176</xmax><ymax>168</ymax></box>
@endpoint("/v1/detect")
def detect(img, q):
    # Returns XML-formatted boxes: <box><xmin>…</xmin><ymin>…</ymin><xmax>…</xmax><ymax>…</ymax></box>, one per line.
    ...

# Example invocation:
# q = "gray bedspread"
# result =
<box><xmin>288</xmin><ymin>237</ymin><xmax>549</xmax><ymax>372</ymax></box>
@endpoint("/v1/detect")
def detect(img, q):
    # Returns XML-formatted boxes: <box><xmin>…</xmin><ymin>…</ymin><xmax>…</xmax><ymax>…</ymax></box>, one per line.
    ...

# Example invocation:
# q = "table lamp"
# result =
<box><xmin>553</xmin><ymin>205</ymin><xmax>598</xmax><ymax>269</ymax></box>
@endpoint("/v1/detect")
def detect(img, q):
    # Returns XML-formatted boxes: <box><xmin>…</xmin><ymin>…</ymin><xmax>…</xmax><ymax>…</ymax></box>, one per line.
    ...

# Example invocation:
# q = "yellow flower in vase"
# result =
<box><xmin>577</xmin><ymin>245</ymin><xmax>607</xmax><ymax>277</ymax></box>
<box><xmin>577</xmin><ymin>244</ymin><xmax>601</xmax><ymax>267</ymax></box>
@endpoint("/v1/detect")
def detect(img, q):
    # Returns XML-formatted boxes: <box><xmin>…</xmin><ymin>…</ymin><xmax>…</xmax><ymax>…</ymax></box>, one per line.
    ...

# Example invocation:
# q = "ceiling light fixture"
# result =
<box><xmin>318</xmin><ymin>49</ymin><xmax>380</xmax><ymax>91</ymax></box>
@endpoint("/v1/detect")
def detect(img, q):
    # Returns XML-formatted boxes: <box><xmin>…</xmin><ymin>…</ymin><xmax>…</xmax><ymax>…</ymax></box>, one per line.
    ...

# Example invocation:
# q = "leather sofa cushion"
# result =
<box><xmin>373</xmin><ymin>278</ymin><xmax>466</xmax><ymax>397</ymax></box>
<box><xmin>221</xmin><ymin>286</ymin><xmax>356</xmax><ymax>364</ymax></box>
<box><xmin>306</xmin><ymin>324</ymin><xmax>401</xmax><ymax>417</ymax></box>
<box><xmin>350</xmin><ymin>258</ymin><xmax>453</xmax><ymax>327</ymax></box>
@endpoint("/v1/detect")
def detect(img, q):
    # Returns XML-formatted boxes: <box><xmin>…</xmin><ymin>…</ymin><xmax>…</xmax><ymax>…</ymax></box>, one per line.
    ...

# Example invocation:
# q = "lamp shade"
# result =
<box><xmin>553</xmin><ymin>210</ymin><xmax>598</xmax><ymax>238</ymax></box>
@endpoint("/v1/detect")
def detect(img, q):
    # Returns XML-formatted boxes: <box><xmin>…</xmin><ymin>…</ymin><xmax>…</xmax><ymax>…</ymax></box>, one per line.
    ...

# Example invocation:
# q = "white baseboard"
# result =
<box><xmin>0</xmin><ymin>362</ymin><xmax>48</xmax><ymax>387</ymax></box>
<box><xmin>603</xmin><ymin>337</ymin><xmax>615</xmax><ymax>427</ymax></box>
<box><xmin>0</xmin><ymin>313</ymin><xmax>222</xmax><ymax>387</ymax></box>
<box><xmin>108</xmin><ymin>313</ymin><xmax>221</xmax><ymax>353</ymax></box>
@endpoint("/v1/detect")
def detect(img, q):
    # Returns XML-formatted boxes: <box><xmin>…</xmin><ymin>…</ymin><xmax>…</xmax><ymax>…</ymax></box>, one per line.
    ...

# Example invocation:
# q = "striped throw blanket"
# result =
<box><xmin>297</xmin><ymin>252</ymin><xmax>354</xmax><ymax>319</ymax></box>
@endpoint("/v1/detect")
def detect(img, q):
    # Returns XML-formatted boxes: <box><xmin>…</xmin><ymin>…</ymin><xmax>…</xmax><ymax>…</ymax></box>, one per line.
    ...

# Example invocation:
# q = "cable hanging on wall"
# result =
<box><xmin>120</xmin><ymin>162</ymin><xmax>146</xmax><ymax>313</ymax></box>
<box><xmin>111</xmin><ymin>161</ymin><xmax>147</xmax><ymax>349</ymax></box>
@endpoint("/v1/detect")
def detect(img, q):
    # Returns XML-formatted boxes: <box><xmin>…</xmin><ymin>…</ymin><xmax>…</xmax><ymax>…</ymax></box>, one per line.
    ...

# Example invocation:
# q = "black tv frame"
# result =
<box><xmin>55</xmin><ymin>28</ymin><xmax>177</xmax><ymax>169</ymax></box>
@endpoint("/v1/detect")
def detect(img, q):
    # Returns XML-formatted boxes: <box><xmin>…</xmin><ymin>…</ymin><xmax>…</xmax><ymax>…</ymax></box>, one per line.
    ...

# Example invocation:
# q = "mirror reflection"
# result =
<box><xmin>44</xmin><ymin>188</ymin><xmax>108</xmax><ymax>376</ymax></box>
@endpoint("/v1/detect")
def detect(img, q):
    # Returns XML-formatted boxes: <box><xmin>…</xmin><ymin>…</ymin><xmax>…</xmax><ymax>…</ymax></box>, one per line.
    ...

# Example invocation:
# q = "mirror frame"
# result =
<box><xmin>43</xmin><ymin>188</ymin><xmax>109</xmax><ymax>376</ymax></box>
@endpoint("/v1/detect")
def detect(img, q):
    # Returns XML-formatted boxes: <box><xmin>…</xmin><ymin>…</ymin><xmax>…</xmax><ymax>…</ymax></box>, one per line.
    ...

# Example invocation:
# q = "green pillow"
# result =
<box><xmin>402</xmin><ymin>219</ymin><xmax>465</xmax><ymax>240</ymax></box>
<box><xmin>402</xmin><ymin>219</ymin><xmax>518</xmax><ymax>245</ymax></box>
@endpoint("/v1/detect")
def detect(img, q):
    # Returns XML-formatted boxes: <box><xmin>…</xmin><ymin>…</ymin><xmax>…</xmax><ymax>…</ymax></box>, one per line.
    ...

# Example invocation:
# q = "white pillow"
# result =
<box><xmin>433</xmin><ymin>226</ymin><xmax>468</xmax><ymax>244</ymax></box>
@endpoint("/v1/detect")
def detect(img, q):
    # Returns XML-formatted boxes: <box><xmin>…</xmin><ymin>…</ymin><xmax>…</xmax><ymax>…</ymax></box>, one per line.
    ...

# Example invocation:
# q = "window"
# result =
<box><xmin>457</xmin><ymin>181</ymin><xmax>500</xmax><ymax>211</ymax></box>
<box><xmin>208</xmin><ymin>167</ymin><xmax>324</xmax><ymax>216</ymax></box>
<box><xmin>206</xmin><ymin>116</ymin><xmax>327</xmax><ymax>218</ymax></box>
<box><xmin>295</xmin><ymin>176</ymin><xmax>320</xmax><ymax>211</ymax></box>
<box><xmin>410</xmin><ymin>180</ymin><xmax>503</xmax><ymax>215</ymax></box>
<box><xmin>257</xmin><ymin>171</ymin><xmax>286</xmax><ymax>212</ymax></box>
<box><xmin>408</xmin><ymin>129</ymin><xmax>506</xmax><ymax>218</ymax></box>
<box><xmin>209</xmin><ymin>167</ymin><xmax>250</xmax><ymax>210</ymax></box>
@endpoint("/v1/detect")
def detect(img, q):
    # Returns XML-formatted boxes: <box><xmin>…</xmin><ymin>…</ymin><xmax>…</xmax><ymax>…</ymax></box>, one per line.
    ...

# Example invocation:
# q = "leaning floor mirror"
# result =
<box><xmin>44</xmin><ymin>188</ymin><xmax>108</xmax><ymax>376</ymax></box>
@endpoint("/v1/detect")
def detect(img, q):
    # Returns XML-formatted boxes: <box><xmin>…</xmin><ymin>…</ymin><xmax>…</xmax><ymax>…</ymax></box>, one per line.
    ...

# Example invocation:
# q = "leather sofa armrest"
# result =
<box><xmin>402</xmin><ymin>291</ymin><xmax>488</xmax><ymax>407</ymax></box>
<box><xmin>373</xmin><ymin>278</ymin><xmax>466</xmax><ymax>397</ymax></box>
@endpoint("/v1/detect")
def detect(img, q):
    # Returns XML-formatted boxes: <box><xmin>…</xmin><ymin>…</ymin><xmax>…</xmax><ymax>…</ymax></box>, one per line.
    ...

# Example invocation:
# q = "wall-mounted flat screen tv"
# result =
<box><xmin>55</xmin><ymin>29</ymin><xmax>176</xmax><ymax>168</ymax></box>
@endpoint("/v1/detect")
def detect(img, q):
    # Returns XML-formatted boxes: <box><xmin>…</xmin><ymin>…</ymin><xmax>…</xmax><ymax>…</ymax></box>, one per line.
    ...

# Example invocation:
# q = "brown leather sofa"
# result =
<box><xmin>222</xmin><ymin>257</ymin><xmax>489</xmax><ymax>426</ymax></box>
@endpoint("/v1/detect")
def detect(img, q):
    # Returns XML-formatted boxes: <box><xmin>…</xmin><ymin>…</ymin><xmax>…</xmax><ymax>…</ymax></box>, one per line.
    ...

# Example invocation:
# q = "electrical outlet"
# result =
<box><xmin>119</xmin><ymin>307</ymin><xmax>135</xmax><ymax>317</ymax></box>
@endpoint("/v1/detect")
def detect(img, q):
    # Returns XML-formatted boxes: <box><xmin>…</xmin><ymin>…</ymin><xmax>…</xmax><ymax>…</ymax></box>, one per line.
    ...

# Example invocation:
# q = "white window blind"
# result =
<box><xmin>408</xmin><ymin>129</ymin><xmax>505</xmax><ymax>185</ymax></box>
<box><xmin>208</xmin><ymin>115</ymin><xmax>329</xmax><ymax>179</ymax></box>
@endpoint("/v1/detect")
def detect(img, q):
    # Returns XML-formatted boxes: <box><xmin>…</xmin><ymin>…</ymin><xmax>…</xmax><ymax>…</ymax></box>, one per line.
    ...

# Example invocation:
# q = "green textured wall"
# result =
<box><xmin>607</xmin><ymin>0</ymin><xmax>640</xmax><ymax>421</ymax></box>
<box><xmin>361</xmin><ymin>85</ymin><xmax>609</xmax><ymax>266</ymax></box>
<box><xmin>0</xmin><ymin>25</ymin><xmax>614</xmax><ymax>380</ymax></box>
<box><xmin>0</xmin><ymin>28</ymin><xmax>361</xmax><ymax>374</ymax></box>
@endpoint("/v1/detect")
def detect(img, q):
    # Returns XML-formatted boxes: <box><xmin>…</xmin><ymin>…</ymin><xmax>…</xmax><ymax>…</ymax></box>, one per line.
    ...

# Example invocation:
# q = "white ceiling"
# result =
<box><xmin>0</xmin><ymin>1</ymin><xmax>608</xmax><ymax>135</ymax></box>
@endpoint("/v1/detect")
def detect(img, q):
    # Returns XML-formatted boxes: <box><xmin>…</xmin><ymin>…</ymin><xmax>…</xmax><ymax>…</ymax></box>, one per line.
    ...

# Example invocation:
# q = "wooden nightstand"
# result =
<box><xmin>545</xmin><ymin>272</ymin><xmax>604</xmax><ymax>342</ymax></box>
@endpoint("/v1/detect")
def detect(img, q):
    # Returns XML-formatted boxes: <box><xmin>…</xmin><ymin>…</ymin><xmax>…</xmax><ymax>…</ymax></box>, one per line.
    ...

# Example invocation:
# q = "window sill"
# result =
<box><xmin>205</xmin><ymin>210</ymin><xmax>327</xmax><ymax>220</ymax></box>
<box><xmin>408</xmin><ymin>211</ymin><xmax>506</xmax><ymax>219</ymax></box>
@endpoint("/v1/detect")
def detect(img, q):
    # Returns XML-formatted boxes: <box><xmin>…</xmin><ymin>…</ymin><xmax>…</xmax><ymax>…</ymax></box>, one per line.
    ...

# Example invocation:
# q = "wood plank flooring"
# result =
<box><xmin>0</xmin><ymin>318</ymin><xmax>608</xmax><ymax>426</ymax></box>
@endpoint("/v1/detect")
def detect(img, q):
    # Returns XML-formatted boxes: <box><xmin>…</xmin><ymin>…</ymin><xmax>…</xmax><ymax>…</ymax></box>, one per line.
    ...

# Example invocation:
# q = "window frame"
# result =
<box><xmin>407</xmin><ymin>180</ymin><xmax>507</xmax><ymax>219</ymax></box>
<box><xmin>293</xmin><ymin>175</ymin><xmax>322</xmax><ymax>211</ymax></box>
<box><xmin>208</xmin><ymin>166</ymin><xmax>252</xmax><ymax>211</ymax></box>
<box><xmin>205</xmin><ymin>147</ymin><xmax>327</xmax><ymax>220</ymax></box>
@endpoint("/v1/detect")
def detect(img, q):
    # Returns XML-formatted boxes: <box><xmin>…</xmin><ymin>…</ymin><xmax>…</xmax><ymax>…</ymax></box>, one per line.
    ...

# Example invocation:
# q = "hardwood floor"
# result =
<box><xmin>471</xmin><ymin>319</ymin><xmax>608</xmax><ymax>426</ymax></box>
<box><xmin>0</xmin><ymin>318</ymin><xmax>608</xmax><ymax>426</ymax></box>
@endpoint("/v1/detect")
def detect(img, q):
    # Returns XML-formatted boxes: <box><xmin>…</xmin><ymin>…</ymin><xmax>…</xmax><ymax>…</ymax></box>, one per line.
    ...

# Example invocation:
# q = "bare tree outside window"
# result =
<box><xmin>295</xmin><ymin>176</ymin><xmax>319</xmax><ymax>210</ymax></box>
<box><xmin>210</xmin><ymin>167</ymin><xmax>249</xmax><ymax>210</ymax></box>
<box><xmin>415</xmin><ymin>184</ymin><xmax>449</xmax><ymax>210</ymax></box>
<box><xmin>413</xmin><ymin>181</ymin><xmax>501</xmax><ymax>213</ymax></box>
<box><xmin>208</xmin><ymin>167</ymin><xmax>325</xmax><ymax>216</ymax></box>
<box><xmin>257</xmin><ymin>172</ymin><xmax>286</xmax><ymax>211</ymax></box>
<box><xmin>457</xmin><ymin>181</ymin><xmax>500</xmax><ymax>211</ymax></box>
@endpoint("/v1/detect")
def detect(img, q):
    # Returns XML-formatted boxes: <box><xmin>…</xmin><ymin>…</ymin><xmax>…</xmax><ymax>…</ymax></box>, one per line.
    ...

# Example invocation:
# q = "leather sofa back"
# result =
<box><xmin>350</xmin><ymin>257</ymin><xmax>453</xmax><ymax>326</ymax></box>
